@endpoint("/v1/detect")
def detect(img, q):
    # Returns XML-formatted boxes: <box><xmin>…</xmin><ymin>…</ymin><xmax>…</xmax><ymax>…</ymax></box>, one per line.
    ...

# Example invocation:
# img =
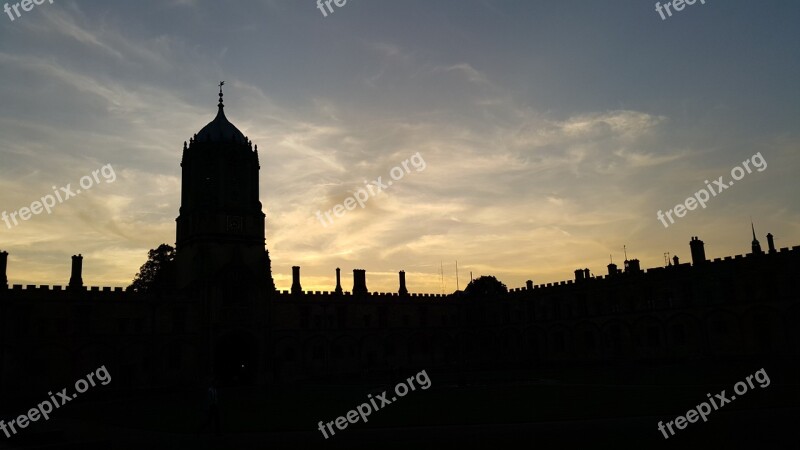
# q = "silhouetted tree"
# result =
<box><xmin>464</xmin><ymin>275</ymin><xmax>508</xmax><ymax>297</ymax></box>
<box><xmin>128</xmin><ymin>244</ymin><xmax>176</xmax><ymax>293</ymax></box>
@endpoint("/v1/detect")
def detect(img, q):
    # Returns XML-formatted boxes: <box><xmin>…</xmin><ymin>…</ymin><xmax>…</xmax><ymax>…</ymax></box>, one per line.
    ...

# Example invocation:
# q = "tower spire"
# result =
<box><xmin>218</xmin><ymin>81</ymin><xmax>225</xmax><ymax>109</ymax></box>
<box><xmin>750</xmin><ymin>218</ymin><xmax>763</xmax><ymax>255</ymax></box>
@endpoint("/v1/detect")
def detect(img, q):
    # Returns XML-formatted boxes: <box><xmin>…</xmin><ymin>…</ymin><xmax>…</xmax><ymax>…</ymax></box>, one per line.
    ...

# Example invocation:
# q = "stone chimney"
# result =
<box><xmin>334</xmin><ymin>267</ymin><xmax>343</xmax><ymax>294</ymax></box>
<box><xmin>352</xmin><ymin>269</ymin><xmax>368</xmax><ymax>296</ymax></box>
<box><xmin>624</xmin><ymin>259</ymin><xmax>641</xmax><ymax>273</ymax></box>
<box><xmin>398</xmin><ymin>270</ymin><xmax>408</xmax><ymax>296</ymax></box>
<box><xmin>68</xmin><ymin>254</ymin><xmax>84</xmax><ymax>290</ymax></box>
<box><xmin>0</xmin><ymin>251</ymin><xmax>8</xmax><ymax>289</ymax></box>
<box><xmin>291</xmin><ymin>266</ymin><xmax>302</xmax><ymax>294</ymax></box>
<box><xmin>690</xmin><ymin>236</ymin><xmax>706</xmax><ymax>266</ymax></box>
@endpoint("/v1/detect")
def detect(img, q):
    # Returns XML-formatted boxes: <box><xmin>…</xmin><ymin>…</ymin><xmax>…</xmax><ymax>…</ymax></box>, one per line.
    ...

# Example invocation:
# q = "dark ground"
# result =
<box><xmin>1</xmin><ymin>359</ymin><xmax>798</xmax><ymax>449</ymax></box>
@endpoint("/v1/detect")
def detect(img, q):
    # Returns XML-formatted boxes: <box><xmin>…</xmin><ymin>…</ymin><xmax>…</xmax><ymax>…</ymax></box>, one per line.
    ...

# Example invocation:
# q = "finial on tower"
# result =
<box><xmin>218</xmin><ymin>81</ymin><xmax>225</xmax><ymax>108</ymax></box>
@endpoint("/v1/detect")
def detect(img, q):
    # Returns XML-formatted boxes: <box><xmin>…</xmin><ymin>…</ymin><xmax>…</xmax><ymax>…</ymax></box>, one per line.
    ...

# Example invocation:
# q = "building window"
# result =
<box><xmin>583</xmin><ymin>331</ymin><xmax>596</xmax><ymax>351</ymax></box>
<box><xmin>554</xmin><ymin>331</ymin><xmax>565</xmax><ymax>352</ymax></box>
<box><xmin>647</xmin><ymin>326</ymin><xmax>661</xmax><ymax>348</ymax></box>
<box><xmin>671</xmin><ymin>324</ymin><xmax>686</xmax><ymax>345</ymax></box>
<box><xmin>173</xmin><ymin>309</ymin><xmax>186</xmax><ymax>333</ymax></box>
<box><xmin>168</xmin><ymin>344</ymin><xmax>181</xmax><ymax>371</ymax></box>
<box><xmin>118</xmin><ymin>318</ymin><xmax>130</xmax><ymax>334</ymax></box>
<box><xmin>609</xmin><ymin>325</ymin><xmax>621</xmax><ymax>347</ymax></box>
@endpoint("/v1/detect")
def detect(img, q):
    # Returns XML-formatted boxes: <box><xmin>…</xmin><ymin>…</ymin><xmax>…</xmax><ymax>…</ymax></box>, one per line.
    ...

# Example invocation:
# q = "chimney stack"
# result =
<box><xmin>334</xmin><ymin>267</ymin><xmax>343</xmax><ymax>294</ymax></box>
<box><xmin>767</xmin><ymin>233</ymin><xmax>776</xmax><ymax>254</ymax></box>
<box><xmin>291</xmin><ymin>266</ymin><xmax>302</xmax><ymax>294</ymax></box>
<box><xmin>352</xmin><ymin>269</ymin><xmax>368</xmax><ymax>296</ymax></box>
<box><xmin>398</xmin><ymin>270</ymin><xmax>409</xmax><ymax>296</ymax></box>
<box><xmin>690</xmin><ymin>236</ymin><xmax>706</xmax><ymax>266</ymax></box>
<box><xmin>68</xmin><ymin>254</ymin><xmax>84</xmax><ymax>290</ymax></box>
<box><xmin>0</xmin><ymin>251</ymin><xmax>8</xmax><ymax>289</ymax></box>
<box><xmin>624</xmin><ymin>259</ymin><xmax>641</xmax><ymax>273</ymax></box>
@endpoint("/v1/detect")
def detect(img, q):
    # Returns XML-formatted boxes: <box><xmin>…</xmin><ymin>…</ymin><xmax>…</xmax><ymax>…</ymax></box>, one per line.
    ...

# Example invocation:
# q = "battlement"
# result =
<box><xmin>9</xmin><ymin>285</ymin><xmax>124</xmax><ymax>293</ymax></box>
<box><xmin>0</xmin><ymin>284</ymin><xmax>132</xmax><ymax>303</ymax></box>
<box><xmin>274</xmin><ymin>289</ymin><xmax>448</xmax><ymax>301</ymax></box>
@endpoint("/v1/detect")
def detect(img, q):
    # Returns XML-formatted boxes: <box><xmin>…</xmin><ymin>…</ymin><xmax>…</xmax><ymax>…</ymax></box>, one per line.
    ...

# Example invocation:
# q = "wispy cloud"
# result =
<box><xmin>0</xmin><ymin>0</ymin><xmax>797</xmax><ymax>293</ymax></box>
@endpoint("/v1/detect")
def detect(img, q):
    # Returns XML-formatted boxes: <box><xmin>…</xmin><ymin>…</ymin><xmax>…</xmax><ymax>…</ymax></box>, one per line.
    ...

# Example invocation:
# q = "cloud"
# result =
<box><xmin>0</xmin><ymin>0</ymin><xmax>797</xmax><ymax>294</ymax></box>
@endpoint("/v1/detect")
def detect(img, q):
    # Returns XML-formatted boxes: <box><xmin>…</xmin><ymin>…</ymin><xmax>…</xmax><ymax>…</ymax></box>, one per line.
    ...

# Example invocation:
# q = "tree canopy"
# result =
<box><xmin>464</xmin><ymin>275</ymin><xmax>508</xmax><ymax>297</ymax></box>
<box><xmin>127</xmin><ymin>244</ymin><xmax>176</xmax><ymax>293</ymax></box>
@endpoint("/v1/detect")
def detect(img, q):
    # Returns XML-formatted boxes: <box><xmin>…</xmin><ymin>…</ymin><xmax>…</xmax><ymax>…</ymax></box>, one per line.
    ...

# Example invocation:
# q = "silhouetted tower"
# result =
<box><xmin>751</xmin><ymin>222</ymin><xmax>763</xmax><ymax>255</ymax></box>
<box><xmin>767</xmin><ymin>233</ymin><xmax>776</xmax><ymax>254</ymax></box>
<box><xmin>175</xmin><ymin>84</ymin><xmax>275</xmax><ymax>292</ymax></box>
<box><xmin>526</xmin><ymin>280</ymin><xmax>533</xmax><ymax>290</ymax></box>
<box><xmin>291</xmin><ymin>266</ymin><xmax>302</xmax><ymax>294</ymax></box>
<box><xmin>690</xmin><ymin>236</ymin><xmax>706</xmax><ymax>266</ymax></box>
<box><xmin>0</xmin><ymin>251</ymin><xmax>7</xmax><ymax>289</ymax></box>
<box><xmin>673</xmin><ymin>255</ymin><xmax>680</xmax><ymax>266</ymax></box>
<box><xmin>352</xmin><ymin>269</ymin><xmax>368</xmax><ymax>296</ymax></box>
<box><xmin>334</xmin><ymin>268</ymin><xmax>343</xmax><ymax>294</ymax></box>
<box><xmin>398</xmin><ymin>270</ymin><xmax>409</xmax><ymax>295</ymax></box>
<box><xmin>68</xmin><ymin>254</ymin><xmax>84</xmax><ymax>290</ymax></box>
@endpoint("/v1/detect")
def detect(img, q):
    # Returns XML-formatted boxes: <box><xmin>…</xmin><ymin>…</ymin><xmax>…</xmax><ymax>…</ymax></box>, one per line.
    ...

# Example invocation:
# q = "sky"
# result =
<box><xmin>0</xmin><ymin>0</ymin><xmax>798</xmax><ymax>293</ymax></box>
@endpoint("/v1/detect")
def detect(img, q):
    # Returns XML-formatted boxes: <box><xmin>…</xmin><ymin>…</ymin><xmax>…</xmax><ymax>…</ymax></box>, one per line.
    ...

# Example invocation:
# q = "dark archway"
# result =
<box><xmin>214</xmin><ymin>331</ymin><xmax>257</xmax><ymax>386</ymax></box>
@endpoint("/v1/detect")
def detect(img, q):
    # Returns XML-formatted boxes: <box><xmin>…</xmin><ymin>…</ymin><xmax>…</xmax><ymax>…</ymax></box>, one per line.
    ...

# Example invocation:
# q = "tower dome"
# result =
<box><xmin>194</xmin><ymin>82</ymin><xmax>248</xmax><ymax>144</ymax></box>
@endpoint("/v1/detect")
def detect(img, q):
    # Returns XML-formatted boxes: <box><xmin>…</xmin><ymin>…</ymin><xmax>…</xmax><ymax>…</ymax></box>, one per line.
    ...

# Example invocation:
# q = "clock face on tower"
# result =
<box><xmin>226</xmin><ymin>215</ymin><xmax>243</xmax><ymax>233</ymax></box>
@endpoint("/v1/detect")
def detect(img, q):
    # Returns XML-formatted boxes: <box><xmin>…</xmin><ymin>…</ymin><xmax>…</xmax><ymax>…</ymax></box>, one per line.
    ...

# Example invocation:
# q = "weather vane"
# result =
<box><xmin>218</xmin><ymin>81</ymin><xmax>225</xmax><ymax>107</ymax></box>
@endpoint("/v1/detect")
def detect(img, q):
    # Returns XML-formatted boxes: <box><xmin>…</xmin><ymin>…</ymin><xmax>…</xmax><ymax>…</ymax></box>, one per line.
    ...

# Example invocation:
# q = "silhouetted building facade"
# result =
<box><xmin>2</xmin><ymin>92</ymin><xmax>799</xmax><ymax>396</ymax></box>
